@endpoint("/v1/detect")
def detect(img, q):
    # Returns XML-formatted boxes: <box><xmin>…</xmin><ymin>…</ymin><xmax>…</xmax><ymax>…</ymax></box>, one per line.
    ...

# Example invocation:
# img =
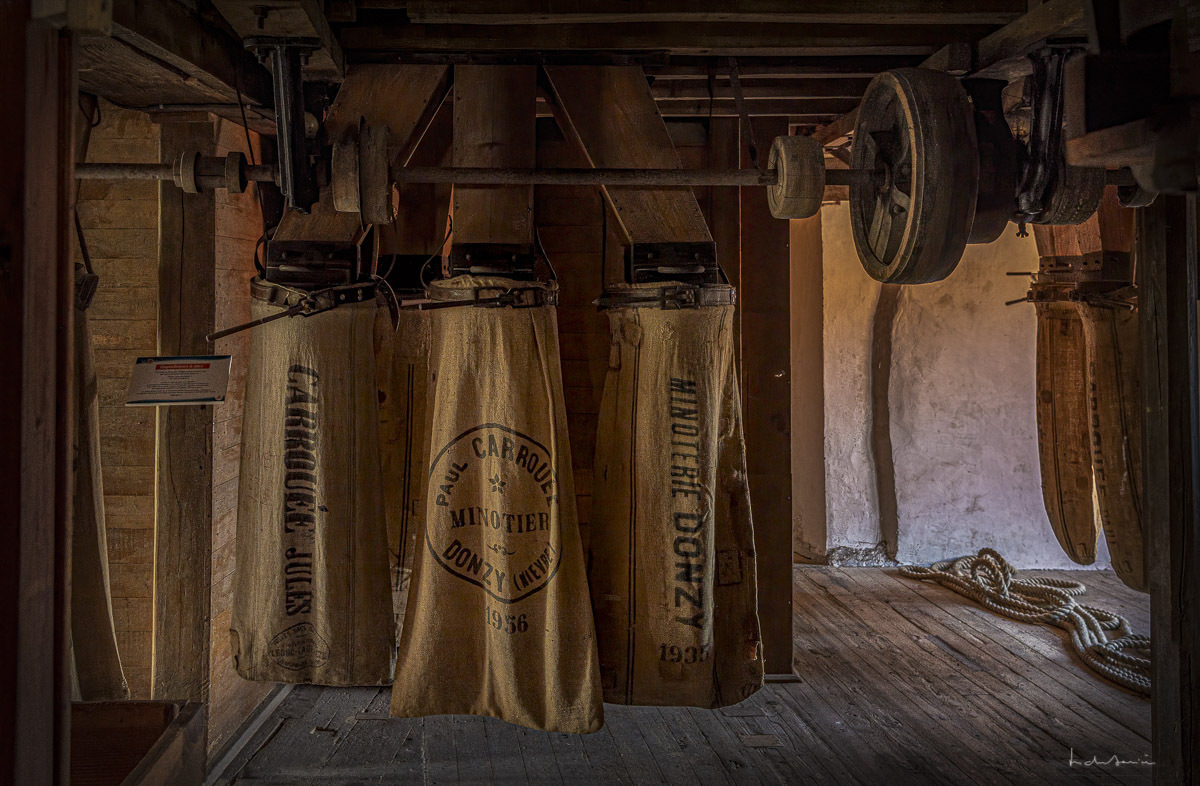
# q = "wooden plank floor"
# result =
<box><xmin>216</xmin><ymin>567</ymin><xmax>1151</xmax><ymax>785</ymax></box>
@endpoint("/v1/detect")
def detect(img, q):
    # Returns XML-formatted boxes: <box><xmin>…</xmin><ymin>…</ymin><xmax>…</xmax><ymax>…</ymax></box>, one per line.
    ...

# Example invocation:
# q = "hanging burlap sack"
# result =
<box><xmin>1034</xmin><ymin>300</ymin><xmax>1100</xmax><ymax>565</ymax></box>
<box><xmin>1077</xmin><ymin>301</ymin><xmax>1145</xmax><ymax>592</ymax></box>
<box><xmin>390</xmin><ymin>275</ymin><xmax>603</xmax><ymax>734</ymax></box>
<box><xmin>231</xmin><ymin>280</ymin><xmax>394</xmax><ymax>685</ymax></box>
<box><xmin>71</xmin><ymin>277</ymin><xmax>130</xmax><ymax>701</ymax></box>
<box><xmin>589</xmin><ymin>283</ymin><xmax>764</xmax><ymax>708</ymax></box>
<box><xmin>374</xmin><ymin>302</ymin><xmax>432</xmax><ymax>639</ymax></box>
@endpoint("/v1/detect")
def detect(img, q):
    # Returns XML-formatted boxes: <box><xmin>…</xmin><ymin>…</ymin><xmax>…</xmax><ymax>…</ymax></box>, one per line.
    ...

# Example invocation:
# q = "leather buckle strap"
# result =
<box><xmin>418</xmin><ymin>285</ymin><xmax>559</xmax><ymax>311</ymax></box>
<box><xmin>595</xmin><ymin>284</ymin><xmax>736</xmax><ymax>311</ymax></box>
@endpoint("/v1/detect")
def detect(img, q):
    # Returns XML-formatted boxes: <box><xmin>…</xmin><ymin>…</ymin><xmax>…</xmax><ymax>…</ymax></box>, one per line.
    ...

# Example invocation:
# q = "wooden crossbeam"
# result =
<box><xmin>653</xmin><ymin>99</ymin><xmax>855</xmax><ymax>118</ymax></box>
<box><xmin>650</xmin><ymin>79</ymin><xmax>870</xmax><ymax>100</ymax></box>
<box><xmin>400</xmin><ymin>0</ymin><xmax>1025</xmax><ymax>25</ymax></box>
<box><xmin>77</xmin><ymin>0</ymin><xmax>275</xmax><ymax>134</ymax></box>
<box><xmin>543</xmin><ymin>65</ymin><xmax>712</xmax><ymax>246</ymax></box>
<box><xmin>451</xmin><ymin>66</ymin><xmax>537</xmax><ymax>246</ymax></box>
<box><xmin>339</xmin><ymin>22</ymin><xmax>995</xmax><ymax>56</ymax></box>
<box><xmin>211</xmin><ymin>0</ymin><xmax>344</xmax><ymax>80</ymax></box>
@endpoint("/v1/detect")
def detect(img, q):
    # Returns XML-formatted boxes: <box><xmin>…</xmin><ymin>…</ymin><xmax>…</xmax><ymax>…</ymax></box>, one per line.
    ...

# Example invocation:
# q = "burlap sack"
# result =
<box><xmin>589</xmin><ymin>283</ymin><xmax>764</xmax><ymax>708</ymax></box>
<box><xmin>231</xmin><ymin>284</ymin><xmax>394</xmax><ymax>685</ymax></box>
<box><xmin>71</xmin><ymin>293</ymin><xmax>130</xmax><ymax>701</ymax></box>
<box><xmin>390</xmin><ymin>275</ymin><xmax>603</xmax><ymax>734</ymax></box>
<box><xmin>374</xmin><ymin>303</ymin><xmax>432</xmax><ymax>639</ymax></box>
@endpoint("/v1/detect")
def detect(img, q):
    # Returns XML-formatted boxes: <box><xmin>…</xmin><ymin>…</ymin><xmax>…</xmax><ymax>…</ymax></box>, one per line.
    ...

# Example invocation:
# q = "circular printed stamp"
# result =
<box><xmin>267</xmin><ymin>622</ymin><xmax>331</xmax><ymax>671</ymax></box>
<box><xmin>425</xmin><ymin>423</ymin><xmax>563</xmax><ymax>603</ymax></box>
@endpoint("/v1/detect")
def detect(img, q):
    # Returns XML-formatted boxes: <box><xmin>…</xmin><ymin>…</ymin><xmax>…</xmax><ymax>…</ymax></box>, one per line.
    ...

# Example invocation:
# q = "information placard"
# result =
<box><xmin>125</xmin><ymin>355</ymin><xmax>233</xmax><ymax>406</ymax></box>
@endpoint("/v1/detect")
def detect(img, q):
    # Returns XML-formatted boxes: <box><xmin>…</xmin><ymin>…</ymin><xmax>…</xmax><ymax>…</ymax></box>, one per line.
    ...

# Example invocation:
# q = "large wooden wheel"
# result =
<box><xmin>850</xmin><ymin>68</ymin><xmax>979</xmax><ymax>284</ymax></box>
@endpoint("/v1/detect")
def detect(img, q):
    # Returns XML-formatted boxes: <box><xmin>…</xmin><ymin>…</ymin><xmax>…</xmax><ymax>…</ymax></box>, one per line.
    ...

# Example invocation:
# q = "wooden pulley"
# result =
<box><xmin>331</xmin><ymin>121</ymin><xmax>396</xmax><ymax>226</ymax></box>
<box><xmin>964</xmin><ymin>79</ymin><xmax>1018</xmax><ymax>245</ymax></box>
<box><xmin>766</xmin><ymin>135</ymin><xmax>824</xmax><ymax>220</ymax></box>
<box><xmin>849</xmin><ymin>68</ymin><xmax>979</xmax><ymax>284</ymax></box>
<box><xmin>1033</xmin><ymin>297</ymin><xmax>1100</xmax><ymax>565</ymax></box>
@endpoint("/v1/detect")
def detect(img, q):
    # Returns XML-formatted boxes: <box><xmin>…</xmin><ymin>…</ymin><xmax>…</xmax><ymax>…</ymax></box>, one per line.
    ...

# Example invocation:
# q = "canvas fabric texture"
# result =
<box><xmin>231</xmin><ymin>290</ymin><xmax>394</xmax><ymax>685</ymax></box>
<box><xmin>390</xmin><ymin>275</ymin><xmax>603</xmax><ymax>734</ymax></box>
<box><xmin>374</xmin><ymin>304</ymin><xmax>432</xmax><ymax>640</ymax></box>
<box><xmin>71</xmin><ymin>295</ymin><xmax>130</xmax><ymax>701</ymax></box>
<box><xmin>589</xmin><ymin>283</ymin><xmax>764</xmax><ymax>708</ymax></box>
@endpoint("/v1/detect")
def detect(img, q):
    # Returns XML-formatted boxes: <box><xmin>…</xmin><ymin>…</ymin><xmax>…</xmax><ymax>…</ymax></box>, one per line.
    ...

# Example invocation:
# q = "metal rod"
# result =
<box><xmin>75</xmin><ymin>163</ymin><xmax>175</xmax><ymax>180</ymax></box>
<box><xmin>77</xmin><ymin>162</ymin><xmax>867</xmax><ymax>188</ymax></box>
<box><xmin>75</xmin><ymin>162</ymin><xmax>277</xmax><ymax>183</ymax></box>
<box><xmin>394</xmin><ymin>166</ymin><xmax>782</xmax><ymax>186</ymax></box>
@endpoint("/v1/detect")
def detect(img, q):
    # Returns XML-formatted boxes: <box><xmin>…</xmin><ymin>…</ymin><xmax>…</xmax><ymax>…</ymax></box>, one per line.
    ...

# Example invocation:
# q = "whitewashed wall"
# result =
<box><xmin>818</xmin><ymin>202</ymin><xmax>1110</xmax><ymax>569</ymax></box>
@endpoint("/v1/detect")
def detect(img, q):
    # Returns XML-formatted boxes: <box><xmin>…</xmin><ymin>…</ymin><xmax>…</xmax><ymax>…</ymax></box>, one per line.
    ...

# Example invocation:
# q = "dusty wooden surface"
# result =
<box><xmin>216</xmin><ymin>567</ymin><xmax>1151</xmax><ymax>784</ymax></box>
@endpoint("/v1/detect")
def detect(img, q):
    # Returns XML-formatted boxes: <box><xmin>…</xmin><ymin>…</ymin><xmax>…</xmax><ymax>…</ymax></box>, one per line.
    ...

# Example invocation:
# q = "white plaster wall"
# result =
<box><xmin>820</xmin><ymin>202</ymin><xmax>1111</xmax><ymax>569</ymax></box>
<box><xmin>820</xmin><ymin>204</ymin><xmax>883</xmax><ymax>554</ymax></box>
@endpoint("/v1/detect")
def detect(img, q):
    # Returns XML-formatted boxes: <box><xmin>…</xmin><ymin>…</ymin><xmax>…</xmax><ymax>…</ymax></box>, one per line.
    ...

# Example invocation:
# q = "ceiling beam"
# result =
<box><xmin>645</xmin><ymin>56</ymin><xmax>926</xmax><ymax>79</ymax></box>
<box><xmin>78</xmin><ymin>0</ymin><xmax>275</xmax><ymax>134</ymax></box>
<box><xmin>399</xmin><ymin>0</ymin><xmax>1025</xmax><ymax>26</ymax></box>
<box><xmin>650</xmin><ymin>78</ymin><xmax>871</xmax><ymax>100</ymax></box>
<box><xmin>811</xmin><ymin>0</ymin><xmax>1085</xmax><ymax>146</ymax></box>
<box><xmin>211</xmin><ymin>0</ymin><xmax>345</xmax><ymax>80</ymax></box>
<box><xmin>338</xmin><ymin>22</ymin><xmax>997</xmax><ymax>56</ymax></box>
<box><xmin>654</xmin><ymin>98</ymin><xmax>855</xmax><ymax>118</ymax></box>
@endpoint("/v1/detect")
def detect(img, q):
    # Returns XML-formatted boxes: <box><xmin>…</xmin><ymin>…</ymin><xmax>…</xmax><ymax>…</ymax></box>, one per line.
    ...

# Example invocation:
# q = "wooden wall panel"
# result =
<box><xmin>739</xmin><ymin>118</ymin><xmax>794</xmax><ymax>674</ymax></box>
<box><xmin>534</xmin><ymin>119</ymin><xmax>608</xmax><ymax>545</ymax></box>
<box><xmin>207</xmin><ymin>118</ymin><xmax>271</xmax><ymax>758</ymax></box>
<box><xmin>78</xmin><ymin>102</ymin><xmax>160</xmax><ymax>699</ymax></box>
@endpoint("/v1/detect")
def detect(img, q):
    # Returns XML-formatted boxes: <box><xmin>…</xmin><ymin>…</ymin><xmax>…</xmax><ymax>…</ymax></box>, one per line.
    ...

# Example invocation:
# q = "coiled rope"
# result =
<box><xmin>899</xmin><ymin>548</ymin><xmax>1151</xmax><ymax>695</ymax></box>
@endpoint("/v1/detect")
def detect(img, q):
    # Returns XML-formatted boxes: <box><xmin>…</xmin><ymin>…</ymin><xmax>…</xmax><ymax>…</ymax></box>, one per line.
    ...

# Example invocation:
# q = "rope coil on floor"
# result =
<box><xmin>899</xmin><ymin>548</ymin><xmax>1151</xmax><ymax>695</ymax></box>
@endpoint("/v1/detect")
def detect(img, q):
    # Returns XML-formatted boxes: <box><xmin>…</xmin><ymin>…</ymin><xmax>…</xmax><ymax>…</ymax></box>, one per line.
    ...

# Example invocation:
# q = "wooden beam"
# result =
<box><xmin>340</xmin><ymin>22</ymin><xmax>995</xmax><ymax>56</ymax></box>
<box><xmin>0</xmin><ymin>15</ymin><xmax>75</xmax><ymax>784</ymax></box>
<box><xmin>973</xmin><ymin>0</ymin><xmax>1086</xmax><ymax>79</ymax></box>
<box><xmin>543</xmin><ymin>65</ymin><xmax>712</xmax><ymax>246</ymax></box>
<box><xmin>644</xmin><ymin>55</ymin><xmax>927</xmax><ymax>79</ymax></box>
<box><xmin>77</xmin><ymin>0</ymin><xmax>274</xmax><ymax>134</ymax></box>
<box><xmin>211</xmin><ymin>0</ymin><xmax>344</xmax><ymax>80</ymax></box>
<box><xmin>451</xmin><ymin>65</ymin><xmax>536</xmax><ymax>245</ymax></box>
<box><xmin>1140</xmin><ymin>195</ymin><xmax>1200</xmax><ymax>786</ymax></box>
<box><xmin>651</xmin><ymin>78</ymin><xmax>870</xmax><ymax>100</ymax></box>
<box><xmin>403</xmin><ymin>0</ymin><xmax>1025</xmax><ymax>25</ymax></box>
<box><xmin>653</xmin><ymin>98</ymin><xmax>853</xmax><ymax>118</ymax></box>
<box><xmin>152</xmin><ymin>120</ymin><xmax>216</xmax><ymax>708</ymax></box>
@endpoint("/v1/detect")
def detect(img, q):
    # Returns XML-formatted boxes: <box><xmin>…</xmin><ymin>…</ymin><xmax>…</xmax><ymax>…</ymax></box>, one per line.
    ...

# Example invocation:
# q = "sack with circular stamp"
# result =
<box><xmin>590</xmin><ymin>282</ymin><xmax>765</xmax><ymax>708</ymax></box>
<box><xmin>231</xmin><ymin>290</ymin><xmax>395</xmax><ymax>686</ymax></box>
<box><xmin>389</xmin><ymin>275</ymin><xmax>603</xmax><ymax>734</ymax></box>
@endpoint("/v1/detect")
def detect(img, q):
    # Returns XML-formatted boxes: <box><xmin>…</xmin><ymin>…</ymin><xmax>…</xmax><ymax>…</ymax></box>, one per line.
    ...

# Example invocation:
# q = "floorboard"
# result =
<box><xmin>217</xmin><ymin>568</ymin><xmax>1151</xmax><ymax>785</ymax></box>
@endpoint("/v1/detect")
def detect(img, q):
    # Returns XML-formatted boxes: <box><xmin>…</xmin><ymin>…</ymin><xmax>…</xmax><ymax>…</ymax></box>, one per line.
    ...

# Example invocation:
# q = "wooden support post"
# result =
<box><xmin>153</xmin><ymin>121</ymin><xmax>216</xmax><ymax>705</ymax></box>
<box><xmin>1141</xmin><ymin>195</ymin><xmax>1200</xmax><ymax>785</ymax></box>
<box><xmin>740</xmin><ymin>118</ymin><xmax>794</xmax><ymax>676</ymax></box>
<box><xmin>451</xmin><ymin>65</ymin><xmax>536</xmax><ymax>245</ymax></box>
<box><xmin>0</xmin><ymin>16</ymin><xmax>75</xmax><ymax>783</ymax></box>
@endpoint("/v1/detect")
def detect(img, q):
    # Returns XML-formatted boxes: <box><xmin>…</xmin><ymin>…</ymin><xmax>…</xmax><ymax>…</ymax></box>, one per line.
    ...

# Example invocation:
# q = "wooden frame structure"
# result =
<box><xmin>7</xmin><ymin>1</ymin><xmax>1200</xmax><ymax>783</ymax></box>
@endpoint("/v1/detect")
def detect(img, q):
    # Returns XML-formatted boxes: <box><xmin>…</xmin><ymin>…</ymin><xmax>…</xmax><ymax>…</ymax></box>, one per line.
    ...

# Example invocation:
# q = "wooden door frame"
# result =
<box><xmin>0</xmin><ymin>12</ymin><xmax>76</xmax><ymax>783</ymax></box>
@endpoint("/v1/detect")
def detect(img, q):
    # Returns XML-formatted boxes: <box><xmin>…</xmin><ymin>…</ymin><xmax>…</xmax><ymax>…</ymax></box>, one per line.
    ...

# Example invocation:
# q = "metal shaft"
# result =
<box><xmin>77</xmin><ymin>161</ymin><xmax>865</xmax><ymax>187</ymax></box>
<box><xmin>396</xmin><ymin>166</ymin><xmax>861</xmax><ymax>187</ymax></box>
<box><xmin>75</xmin><ymin>163</ymin><xmax>176</xmax><ymax>180</ymax></box>
<box><xmin>75</xmin><ymin>162</ymin><xmax>277</xmax><ymax>182</ymax></box>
